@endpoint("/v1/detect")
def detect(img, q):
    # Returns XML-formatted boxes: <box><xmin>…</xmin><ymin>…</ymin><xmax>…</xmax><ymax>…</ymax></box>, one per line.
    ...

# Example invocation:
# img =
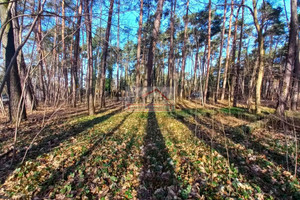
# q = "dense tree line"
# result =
<box><xmin>0</xmin><ymin>0</ymin><xmax>299</xmax><ymax>122</ymax></box>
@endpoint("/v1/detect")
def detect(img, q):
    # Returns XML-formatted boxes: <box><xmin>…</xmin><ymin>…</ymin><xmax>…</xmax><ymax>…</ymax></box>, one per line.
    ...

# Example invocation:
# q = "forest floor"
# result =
<box><xmin>0</xmin><ymin>99</ymin><xmax>300</xmax><ymax>199</ymax></box>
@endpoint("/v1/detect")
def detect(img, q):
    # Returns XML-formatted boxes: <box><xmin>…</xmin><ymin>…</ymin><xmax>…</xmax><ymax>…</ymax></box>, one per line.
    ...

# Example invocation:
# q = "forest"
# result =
<box><xmin>0</xmin><ymin>0</ymin><xmax>300</xmax><ymax>199</ymax></box>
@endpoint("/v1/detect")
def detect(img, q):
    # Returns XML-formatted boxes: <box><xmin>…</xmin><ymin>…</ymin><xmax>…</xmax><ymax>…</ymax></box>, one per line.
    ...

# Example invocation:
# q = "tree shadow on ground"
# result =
<box><xmin>0</xmin><ymin>107</ymin><xmax>122</xmax><ymax>184</ymax></box>
<box><xmin>180</xmin><ymin>101</ymin><xmax>262</xmax><ymax>122</ymax></box>
<box><xmin>35</xmin><ymin>111</ymin><xmax>133</xmax><ymax>197</ymax></box>
<box><xmin>179</xmin><ymin>108</ymin><xmax>295</xmax><ymax>174</ymax></box>
<box><xmin>169</xmin><ymin>111</ymin><xmax>299</xmax><ymax>198</ymax></box>
<box><xmin>138</xmin><ymin>106</ymin><xmax>178</xmax><ymax>199</ymax></box>
<box><xmin>0</xmin><ymin>102</ymin><xmax>121</xmax><ymax>148</ymax></box>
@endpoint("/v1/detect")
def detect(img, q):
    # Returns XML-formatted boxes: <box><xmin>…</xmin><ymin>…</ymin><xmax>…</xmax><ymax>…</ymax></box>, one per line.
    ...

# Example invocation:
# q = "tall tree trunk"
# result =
<box><xmin>247</xmin><ymin>54</ymin><xmax>259</xmax><ymax>110</ymax></box>
<box><xmin>277</xmin><ymin>0</ymin><xmax>298</xmax><ymax>115</ymax></box>
<box><xmin>136</xmin><ymin>0</ymin><xmax>143</xmax><ymax>100</ymax></box>
<box><xmin>252</xmin><ymin>0</ymin><xmax>265</xmax><ymax>114</ymax></box>
<box><xmin>99</xmin><ymin>0</ymin><xmax>114</xmax><ymax>108</ymax></box>
<box><xmin>11</xmin><ymin>2</ymin><xmax>37</xmax><ymax>111</ymax></box>
<box><xmin>84</xmin><ymin>0</ymin><xmax>95</xmax><ymax>115</ymax></box>
<box><xmin>233</xmin><ymin>0</ymin><xmax>244</xmax><ymax>107</ymax></box>
<box><xmin>221</xmin><ymin>0</ymin><xmax>234</xmax><ymax>101</ymax></box>
<box><xmin>230</xmin><ymin>7</ymin><xmax>240</xmax><ymax>105</ymax></box>
<box><xmin>62</xmin><ymin>0</ymin><xmax>68</xmax><ymax>103</ymax></box>
<box><xmin>215</xmin><ymin>0</ymin><xmax>227</xmax><ymax>102</ymax></box>
<box><xmin>0</xmin><ymin>0</ymin><xmax>26</xmax><ymax>121</ymax></box>
<box><xmin>147</xmin><ymin>0</ymin><xmax>165</xmax><ymax>87</ymax></box>
<box><xmin>179</xmin><ymin>0</ymin><xmax>189</xmax><ymax>99</ymax></box>
<box><xmin>291</xmin><ymin>42</ymin><xmax>299</xmax><ymax>110</ymax></box>
<box><xmin>35</xmin><ymin>0</ymin><xmax>46</xmax><ymax>103</ymax></box>
<box><xmin>168</xmin><ymin>0</ymin><xmax>175</xmax><ymax>88</ymax></box>
<box><xmin>168</xmin><ymin>0</ymin><xmax>176</xmax><ymax>89</ymax></box>
<box><xmin>95</xmin><ymin>4</ymin><xmax>102</xmax><ymax>102</ymax></box>
<box><xmin>52</xmin><ymin>0</ymin><xmax>58</xmax><ymax>105</ymax></box>
<box><xmin>192</xmin><ymin>45</ymin><xmax>199</xmax><ymax>92</ymax></box>
<box><xmin>117</xmin><ymin>0</ymin><xmax>120</xmax><ymax>101</ymax></box>
<box><xmin>232</xmin><ymin>3</ymin><xmax>243</xmax><ymax>107</ymax></box>
<box><xmin>203</xmin><ymin>0</ymin><xmax>211</xmax><ymax>104</ymax></box>
<box><xmin>72</xmin><ymin>0</ymin><xmax>82</xmax><ymax>107</ymax></box>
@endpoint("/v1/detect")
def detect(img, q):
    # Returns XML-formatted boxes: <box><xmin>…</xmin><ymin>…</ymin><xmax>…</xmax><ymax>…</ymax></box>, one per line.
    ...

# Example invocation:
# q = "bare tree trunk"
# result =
<box><xmin>84</xmin><ymin>0</ymin><xmax>95</xmax><ymax>115</ymax></box>
<box><xmin>95</xmin><ymin>4</ymin><xmax>102</xmax><ymax>103</ymax></box>
<box><xmin>168</xmin><ymin>0</ymin><xmax>176</xmax><ymax>89</ymax></box>
<box><xmin>11</xmin><ymin>2</ymin><xmax>37</xmax><ymax>111</ymax></box>
<box><xmin>221</xmin><ymin>0</ymin><xmax>234</xmax><ymax>101</ymax></box>
<box><xmin>62</xmin><ymin>0</ymin><xmax>68</xmax><ymax>103</ymax></box>
<box><xmin>179</xmin><ymin>0</ymin><xmax>189</xmax><ymax>99</ymax></box>
<box><xmin>99</xmin><ymin>0</ymin><xmax>114</xmax><ymax>108</ymax></box>
<box><xmin>192</xmin><ymin>45</ymin><xmax>199</xmax><ymax>92</ymax></box>
<box><xmin>136</xmin><ymin>0</ymin><xmax>143</xmax><ymax>100</ymax></box>
<box><xmin>35</xmin><ymin>0</ymin><xmax>46</xmax><ymax>103</ymax></box>
<box><xmin>72</xmin><ymin>0</ymin><xmax>82</xmax><ymax>108</ymax></box>
<box><xmin>147</xmin><ymin>0</ymin><xmax>165</xmax><ymax>87</ymax></box>
<box><xmin>52</xmin><ymin>0</ymin><xmax>58</xmax><ymax>105</ymax></box>
<box><xmin>215</xmin><ymin>0</ymin><xmax>227</xmax><ymax>103</ymax></box>
<box><xmin>247</xmin><ymin>54</ymin><xmax>259</xmax><ymax>111</ymax></box>
<box><xmin>203</xmin><ymin>0</ymin><xmax>211</xmax><ymax>104</ymax></box>
<box><xmin>277</xmin><ymin>0</ymin><xmax>298</xmax><ymax>115</ymax></box>
<box><xmin>232</xmin><ymin>3</ymin><xmax>243</xmax><ymax>107</ymax></box>
<box><xmin>0</xmin><ymin>0</ymin><xmax>26</xmax><ymax>122</ymax></box>
<box><xmin>116</xmin><ymin>0</ymin><xmax>120</xmax><ymax>101</ymax></box>
<box><xmin>291</xmin><ymin>41</ymin><xmax>299</xmax><ymax>111</ymax></box>
<box><xmin>230</xmin><ymin>9</ymin><xmax>239</xmax><ymax>105</ymax></box>
<box><xmin>252</xmin><ymin>0</ymin><xmax>265</xmax><ymax>114</ymax></box>
<box><xmin>233</xmin><ymin>0</ymin><xmax>245</xmax><ymax>107</ymax></box>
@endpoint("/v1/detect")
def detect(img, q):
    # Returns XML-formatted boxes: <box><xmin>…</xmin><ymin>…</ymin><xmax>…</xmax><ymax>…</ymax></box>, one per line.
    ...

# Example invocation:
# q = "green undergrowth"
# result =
<box><xmin>0</xmin><ymin>107</ymin><xmax>299</xmax><ymax>199</ymax></box>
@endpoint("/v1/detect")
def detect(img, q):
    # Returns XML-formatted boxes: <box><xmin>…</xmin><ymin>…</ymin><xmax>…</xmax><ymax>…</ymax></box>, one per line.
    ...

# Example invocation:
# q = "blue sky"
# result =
<box><xmin>0</xmin><ymin>0</ymin><xmax>293</xmax><ymax>84</ymax></box>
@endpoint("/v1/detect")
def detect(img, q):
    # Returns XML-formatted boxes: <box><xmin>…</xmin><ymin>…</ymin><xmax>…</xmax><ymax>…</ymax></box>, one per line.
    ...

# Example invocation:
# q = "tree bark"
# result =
<box><xmin>179</xmin><ymin>0</ymin><xmax>189</xmax><ymax>99</ymax></box>
<box><xmin>116</xmin><ymin>0</ymin><xmax>120</xmax><ymax>101</ymax></box>
<box><xmin>168</xmin><ymin>0</ymin><xmax>176</xmax><ymax>88</ymax></box>
<box><xmin>291</xmin><ymin>41</ymin><xmax>299</xmax><ymax>111</ymax></box>
<box><xmin>62</xmin><ymin>0</ymin><xmax>68</xmax><ymax>103</ymax></box>
<box><xmin>233</xmin><ymin>1</ymin><xmax>244</xmax><ymax>107</ymax></box>
<box><xmin>84</xmin><ymin>0</ymin><xmax>95</xmax><ymax>115</ymax></box>
<box><xmin>221</xmin><ymin>0</ymin><xmax>234</xmax><ymax>101</ymax></box>
<box><xmin>192</xmin><ymin>45</ymin><xmax>199</xmax><ymax>92</ymax></box>
<box><xmin>233</xmin><ymin>0</ymin><xmax>245</xmax><ymax>107</ymax></box>
<box><xmin>147</xmin><ymin>0</ymin><xmax>165</xmax><ymax>87</ymax></box>
<box><xmin>99</xmin><ymin>0</ymin><xmax>114</xmax><ymax>108</ymax></box>
<box><xmin>35</xmin><ymin>0</ymin><xmax>46</xmax><ymax>103</ymax></box>
<box><xmin>252</xmin><ymin>0</ymin><xmax>265</xmax><ymax>114</ymax></box>
<box><xmin>215</xmin><ymin>0</ymin><xmax>227</xmax><ymax>102</ymax></box>
<box><xmin>0</xmin><ymin>0</ymin><xmax>26</xmax><ymax>122</ymax></box>
<box><xmin>11</xmin><ymin>2</ymin><xmax>37</xmax><ymax>111</ymax></box>
<box><xmin>203</xmin><ymin>0</ymin><xmax>211</xmax><ymax>104</ymax></box>
<box><xmin>72</xmin><ymin>0</ymin><xmax>82</xmax><ymax>108</ymax></box>
<box><xmin>136</xmin><ymin>0</ymin><xmax>143</xmax><ymax>100</ymax></box>
<box><xmin>277</xmin><ymin>0</ymin><xmax>298</xmax><ymax>115</ymax></box>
